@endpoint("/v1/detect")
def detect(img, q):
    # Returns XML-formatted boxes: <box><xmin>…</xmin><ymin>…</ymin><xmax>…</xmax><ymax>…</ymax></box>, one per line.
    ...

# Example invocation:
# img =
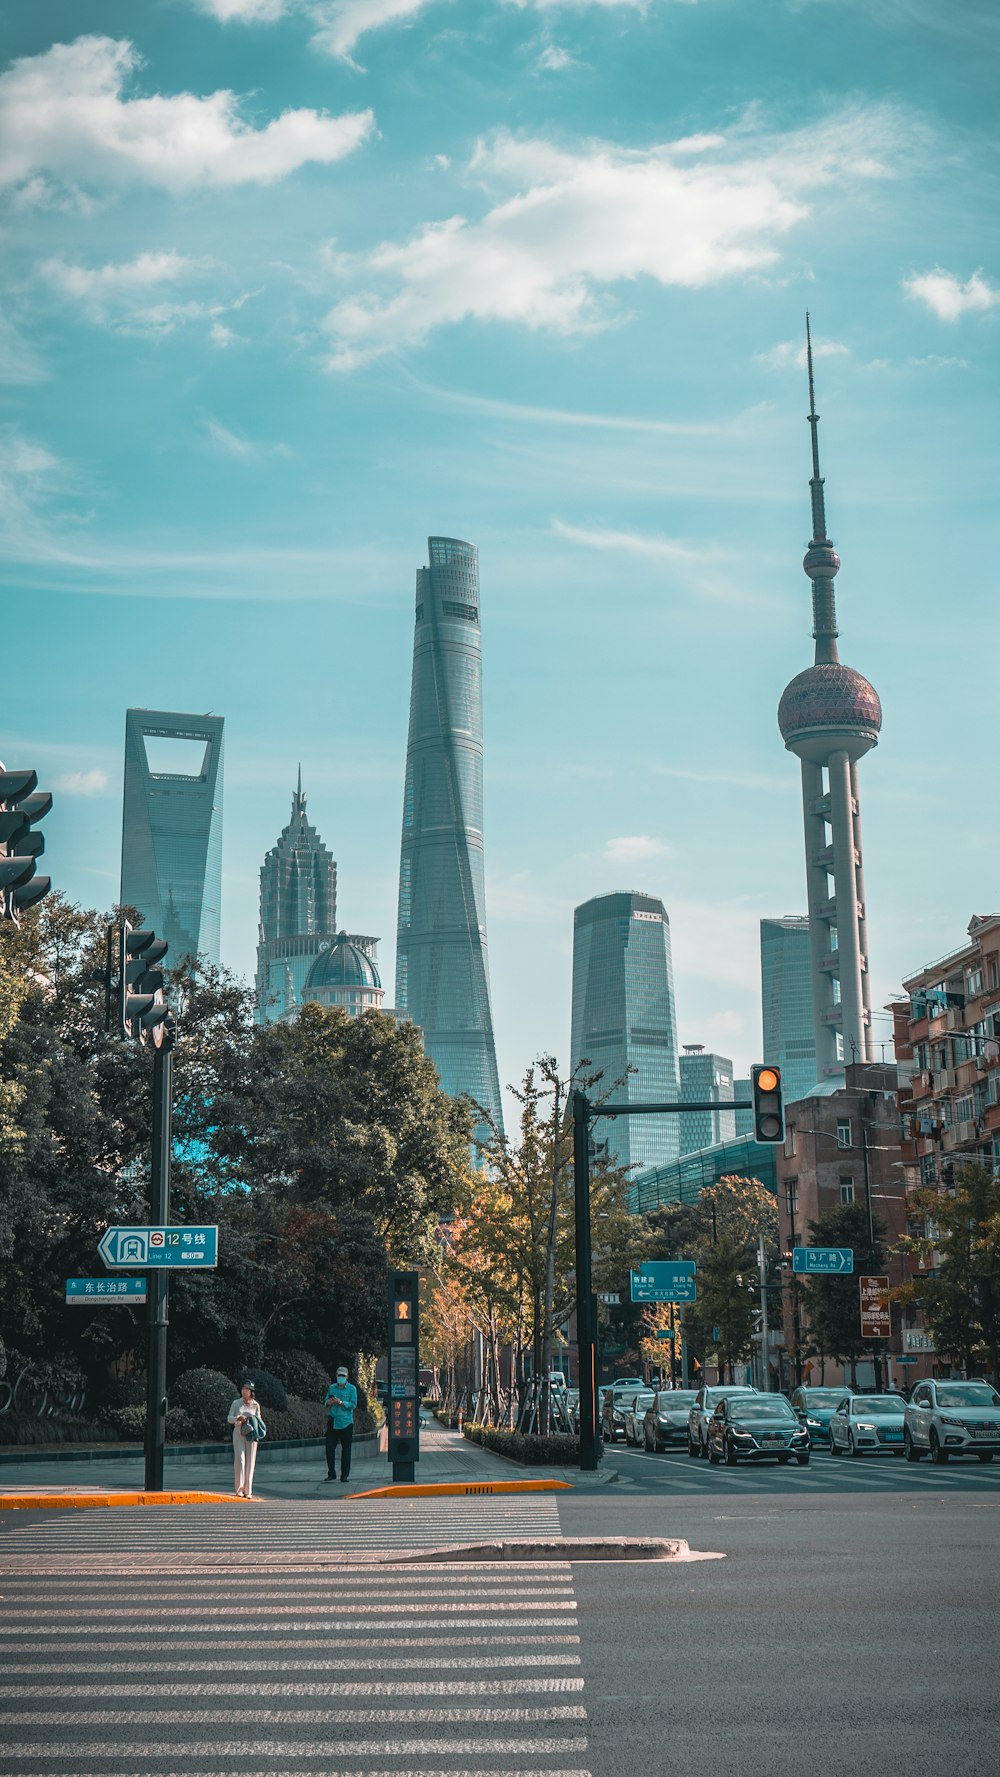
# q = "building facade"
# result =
<box><xmin>255</xmin><ymin>772</ymin><xmax>338</xmax><ymax>1023</ymax></box>
<box><xmin>760</xmin><ymin>915</ymin><xmax>818</xmax><ymax>1104</ymax></box>
<box><xmin>775</xmin><ymin>1063</ymin><xmax>907</xmax><ymax>1391</ymax></box>
<box><xmin>632</xmin><ymin>1133</ymin><xmax>779</xmax><ymax>1214</ymax></box>
<box><xmin>395</xmin><ymin>536</ymin><xmax>503</xmax><ymax>1134</ymax></box>
<box><xmin>777</xmin><ymin>321</ymin><xmax>881</xmax><ymax>1081</ymax></box>
<box><xmin>733</xmin><ymin>1080</ymin><xmax>754</xmax><ymax>1139</ymax></box>
<box><xmin>121</xmin><ymin>708</ymin><xmax>224</xmax><ymax>968</ymax></box>
<box><xmin>570</xmin><ymin>891</ymin><xmax>680</xmax><ymax>1175</ymax></box>
<box><xmin>892</xmin><ymin>914</ymin><xmax>1000</xmax><ymax>1186</ymax></box>
<box><xmin>678</xmin><ymin>1045</ymin><xmax>735</xmax><ymax>1155</ymax></box>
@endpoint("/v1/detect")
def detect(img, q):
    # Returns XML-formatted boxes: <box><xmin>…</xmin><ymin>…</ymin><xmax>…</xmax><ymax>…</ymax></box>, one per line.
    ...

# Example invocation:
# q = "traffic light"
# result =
<box><xmin>0</xmin><ymin>765</ymin><xmax>52</xmax><ymax>924</ymax></box>
<box><xmin>119</xmin><ymin>919</ymin><xmax>170</xmax><ymax>1042</ymax></box>
<box><xmin>751</xmin><ymin>1063</ymin><xmax>785</xmax><ymax>1144</ymax></box>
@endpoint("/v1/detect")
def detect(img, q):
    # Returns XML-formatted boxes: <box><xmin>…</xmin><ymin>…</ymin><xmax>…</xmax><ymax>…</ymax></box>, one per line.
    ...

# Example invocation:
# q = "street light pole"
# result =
<box><xmin>144</xmin><ymin>1038</ymin><xmax>173</xmax><ymax>1491</ymax></box>
<box><xmin>860</xmin><ymin>1121</ymin><xmax>885</xmax><ymax>1394</ymax></box>
<box><xmin>572</xmin><ymin>1090</ymin><xmax>599</xmax><ymax>1471</ymax></box>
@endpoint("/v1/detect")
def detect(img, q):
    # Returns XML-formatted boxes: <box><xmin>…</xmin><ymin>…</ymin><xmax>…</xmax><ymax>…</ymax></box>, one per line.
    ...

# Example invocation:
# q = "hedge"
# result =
<box><xmin>462</xmin><ymin>1422</ymin><xmax>580</xmax><ymax>1466</ymax></box>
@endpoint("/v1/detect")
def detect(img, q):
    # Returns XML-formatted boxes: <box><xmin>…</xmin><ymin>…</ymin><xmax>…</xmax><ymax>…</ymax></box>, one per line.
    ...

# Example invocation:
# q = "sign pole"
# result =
<box><xmin>572</xmin><ymin>1090</ymin><xmax>598</xmax><ymax>1473</ymax></box>
<box><xmin>144</xmin><ymin>1043</ymin><xmax>172</xmax><ymax>1493</ymax></box>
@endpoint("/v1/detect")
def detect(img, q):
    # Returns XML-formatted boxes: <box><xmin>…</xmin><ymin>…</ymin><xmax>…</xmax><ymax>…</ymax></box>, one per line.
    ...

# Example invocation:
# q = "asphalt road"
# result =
<box><xmin>3</xmin><ymin>1463</ymin><xmax>998</xmax><ymax>1777</ymax></box>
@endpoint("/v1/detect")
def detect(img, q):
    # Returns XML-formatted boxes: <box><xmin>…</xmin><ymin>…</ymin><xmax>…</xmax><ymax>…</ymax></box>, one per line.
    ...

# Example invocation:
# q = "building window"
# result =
<box><xmin>784</xmin><ymin>1125</ymin><xmax>797</xmax><ymax>1159</ymax></box>
<box><xmin>967</xmin><ymin>967</ymin><xmax>984</xmax><ymax>999</ymax></box>
<box><xmin>989</xmin><ymin>957</ymin><xmax>999</xmax><ymax>992</ymax></box>
<box><xmin>839</xmin><ymin>1177</ymin><xmax>855</xmax><ymax>1205</ymax></box>
<box><xmin>836</xmin><ymin>1119</ymin><xmax>852</xmax><ymax>1149</ymax></box>
<box><xmin>441</xmin><ymin>600</ymin><xmax>478</xmax><ymax>622</ymax></box>
<box><xmin>785</xmin><ymin>1178</ymin><xmax>798</xmax><ymax>1215</ymax></box>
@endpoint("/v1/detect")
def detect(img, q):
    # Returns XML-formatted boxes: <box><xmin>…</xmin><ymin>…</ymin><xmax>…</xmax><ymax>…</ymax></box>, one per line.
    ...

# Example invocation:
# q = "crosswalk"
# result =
<box><xmin>0</xmin><ymin>1557</ymin><xmax>590</xmax><ymax>1777</ymax></box>
<box><xmin>0</xmin><ymin>1495</ymin><xmax>565</xmax><ymax>1556</ymax></box>
<box><xmin>618</xmin><ymin>1451</ymin><xmax>1000</xmax><ymax>1493</ymax></box>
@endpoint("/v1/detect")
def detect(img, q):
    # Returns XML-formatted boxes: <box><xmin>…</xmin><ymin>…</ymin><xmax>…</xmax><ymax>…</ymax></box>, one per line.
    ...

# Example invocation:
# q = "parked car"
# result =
<box><xmin>707</xmin><ymin>1394</ymin><xmax>811</xmax><ymax>1466</ymax></box>
<box><xmin>601</xmin><ymin>1385</ymin><xmax>646</xmax><ymax>1443</ymax></box>
<box><xmin>642</xmin><ymin>1388</ymin><xmax>701</xmax><ymax>1452</ymax></box>
<box><xmin>789</xmin><ymin>1385</ymin><xmax>855</xmax><ymax>1446</ymax></box>
<box><xmin>829</xmin><ymin>1394</ymin><xmax>906</xmax><ymax>1457</ymax></box>
<box><xmin>903</xmin><ymin>1378</ymin><xmax>1000</xmax><ymax>1464</ymax></box>
<box><xmin>687</xmin><ymin>1385</ymin><xmax>757</xmax><ymax>1458</ymax></box>
<box><xmin>623</xmin><ymin>1391</ymin><xmax>656</xmax><ymax>1446</ymax></box>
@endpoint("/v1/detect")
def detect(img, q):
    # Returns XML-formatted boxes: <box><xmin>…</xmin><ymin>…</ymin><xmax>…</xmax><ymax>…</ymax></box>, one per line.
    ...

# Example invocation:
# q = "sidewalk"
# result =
<box><xmin>0</xmin><ymin>1418</ymin><xmax>618</xmax><ymax>1506</ymax></box>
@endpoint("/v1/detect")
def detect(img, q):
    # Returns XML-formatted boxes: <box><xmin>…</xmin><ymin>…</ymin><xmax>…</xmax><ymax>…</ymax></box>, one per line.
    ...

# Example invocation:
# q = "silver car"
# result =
<box><xmin>687</xmin><ymin>1384</ymin><xmax>757</xmax><ymax>1458</ymax></box>
<box><xmin>904</xmin><ymin>1378</ymin><xmax>1000</xmax><ymax>1464</ymax></box>
<box><xmin>642</xmin><ymin>1388</ymin><xmax>701</xmax><ymax>1452</ymax></box>
<box><xmin>829</xmin><ymin>1394</ymin><xmax>906</xmax><ymax>1457</ymax></box>
<box><xmin>623</xmin><ymin>1391</ymin><xmax>656</xmax><ymax>1446</ymax></box>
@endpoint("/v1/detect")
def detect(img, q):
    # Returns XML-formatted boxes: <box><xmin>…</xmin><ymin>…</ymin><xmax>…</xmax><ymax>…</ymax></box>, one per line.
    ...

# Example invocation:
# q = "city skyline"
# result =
<box><xmin>2</xmin><ymin>3</ymin><xmax>996</xmax><ymax>1121</ymax></box>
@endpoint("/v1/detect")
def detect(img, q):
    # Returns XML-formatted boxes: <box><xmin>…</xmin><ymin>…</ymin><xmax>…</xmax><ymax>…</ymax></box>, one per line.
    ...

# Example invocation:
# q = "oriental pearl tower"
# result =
<box><xmin>778</xmin><ymin>318</ymin><xmax>882</xmax><ymax>1079</ymax></box>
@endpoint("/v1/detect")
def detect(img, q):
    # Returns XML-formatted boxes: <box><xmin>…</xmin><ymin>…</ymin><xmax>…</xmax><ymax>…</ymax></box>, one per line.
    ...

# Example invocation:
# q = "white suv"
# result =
<box><xmin>904</xmin><ymin>1378</ymin><xmax>1000</xmax><ymax>1464</ymax></box>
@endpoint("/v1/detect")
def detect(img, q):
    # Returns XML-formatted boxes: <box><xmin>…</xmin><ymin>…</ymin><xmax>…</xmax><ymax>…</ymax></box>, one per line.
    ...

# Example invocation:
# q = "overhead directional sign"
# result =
<box><xmin>631</xmin><ymin>1262</ymin><xmax>697</xmax><ymax>1304</ymax></box>
<box><xmin>66</xmin><ymin>1277</ymin><xmax>147</xmax><ymax>1305</ymax></box>
<box><xmin>98</xmin><ymin>1226</ymin><xmax>219</xmax><ymax>1269</ymax></box>
<box><xmin>793</xmin><ymin>1246</ymin><xmax>854</xmax><ymax>1275</ymax></box>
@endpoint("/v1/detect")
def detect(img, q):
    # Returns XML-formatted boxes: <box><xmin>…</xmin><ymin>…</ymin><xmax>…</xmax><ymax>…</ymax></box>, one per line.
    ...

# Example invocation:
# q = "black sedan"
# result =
<box><xmin>706</xmin><ymin>1394</ymin><xmax>811</xmax><ymax>1467</ymax></box>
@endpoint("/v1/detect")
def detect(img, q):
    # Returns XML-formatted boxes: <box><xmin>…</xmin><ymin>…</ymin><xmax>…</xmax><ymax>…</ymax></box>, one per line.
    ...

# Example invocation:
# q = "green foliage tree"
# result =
<box><xmin>804</xmin><ymin>1201</ymin><xmax>887</xmax><ymax>1387</ymax></box>
<box><xmin>895</xmin><ymin>1164</ymin><xmax>1000</xmax><ymax>1382</ymax></box>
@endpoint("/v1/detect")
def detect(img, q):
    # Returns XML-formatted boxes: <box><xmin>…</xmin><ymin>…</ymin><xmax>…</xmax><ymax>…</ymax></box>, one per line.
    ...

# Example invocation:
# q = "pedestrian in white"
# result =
<box><xmin>228</xmin><ymin>1381</ymin><xmax>262</xmax><ymax>1497</ymax></box>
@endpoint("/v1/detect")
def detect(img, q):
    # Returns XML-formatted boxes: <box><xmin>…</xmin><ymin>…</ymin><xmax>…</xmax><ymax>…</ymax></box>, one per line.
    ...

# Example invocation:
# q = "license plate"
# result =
<box><xmin>974</xmin><ymin>1429</ymin><xmax>997</xmax><ymax>1440</ymax></box>
<box><xmin>881</xmin><ymin>1430</ymin><xmax>902</xmax><ymax>1441</ymax></box>
<box><xmin>760</xmin><ymin>1435</ymin><xmax>784</xmax><ymax>1445</ymax></box>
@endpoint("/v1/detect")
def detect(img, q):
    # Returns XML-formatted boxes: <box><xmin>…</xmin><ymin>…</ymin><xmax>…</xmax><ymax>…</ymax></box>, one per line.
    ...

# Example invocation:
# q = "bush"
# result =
<box><xmin>355</xmin><ymin>1382</ymin><xmax>384</xmax><ymax>1436</ymax></box>
<box><xmin>165</xmin><ymin>1407</ymin><xmax>198</xmax><ymax>1444</ymax></box>
<box><xmin>103</xmin><ymin>1405</ymin><xmax>146</xmax><ymax>1441</ymax></box>
<box><xmin>263</xmin><ymin>1396</ymin><xmax>326</xmax><ymax>1440</ymax></box>
<box><xmin>172</xmin><ymin>1367</ymin><xmax>238</xmax><ymax>1438</ymax></box>
<box><xmin>270</xmin><ymin>1350</ymin><xmax>330</xmax><ymax>1400</ymax></box>
<box><xmin>0</xmin><ymin>1414</ymin><xmax>114</xmax><ymax>1448</ymax></box>
<box><xmin>242</xmin><ymin>1368</ymin><xmax>287</xmax><ymax>1413</ymax></box>
<box><xmin>462</xmin><ymin>1422</ymin><xmax>578</xmax><ymax>1465</ymax></box>
<box><xmin>100</xmin><ymin>1375</ymin><xmax>147</xmax><ymax>1412</ymax></box>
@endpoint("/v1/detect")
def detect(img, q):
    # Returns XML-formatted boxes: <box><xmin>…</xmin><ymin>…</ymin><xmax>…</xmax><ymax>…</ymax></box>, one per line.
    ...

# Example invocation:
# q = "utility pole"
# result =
<box><xmin>861</xmin><ymin>1120</ymin><xmax>884</xmax><ymax>1394</ymax></box>
<box><xmin>757</xmin><ymin>1230</ymin><xmax>770</xmax><ymax>1393</ymax></box>
<box><xmin>145</xmin><ymin>1037</ymin><xmax>173</xmax><ymax>1491</ymax></box>
<box><xmin>572</xmin><ymin>1090</ymin><xmax>599</xmax><ymax>1471</ymax></box>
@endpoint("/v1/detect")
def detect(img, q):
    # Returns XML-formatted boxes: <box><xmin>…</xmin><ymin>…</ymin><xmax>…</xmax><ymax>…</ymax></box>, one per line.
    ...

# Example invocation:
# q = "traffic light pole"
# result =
<box><xmin>144</xmin><ymin>1044</ymin><xmax>172</xmax><ymax>1493</ymax></box>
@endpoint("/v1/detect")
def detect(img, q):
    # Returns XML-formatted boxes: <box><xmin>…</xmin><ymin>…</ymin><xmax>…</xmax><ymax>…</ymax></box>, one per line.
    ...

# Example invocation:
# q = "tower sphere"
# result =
<box><xmin>778</xmin><ymin>661</ymin><xmax>882</xmax><ymax>764</ymax></box>
<box><xmin>803</xmin><ymin>541</ymin><xmax>840</xmax><ymax>581</ymax></box>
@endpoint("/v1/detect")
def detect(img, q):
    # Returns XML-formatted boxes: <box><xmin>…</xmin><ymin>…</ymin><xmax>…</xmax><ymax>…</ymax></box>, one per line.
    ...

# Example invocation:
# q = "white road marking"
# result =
<box><xmin>1</xmin><ymin>1653</ymin><xmax>583</xmax><ymax>1673</ymax></box>
<box><xmin>1</xmin><ymin>1741</ymin><xmax>591</xmax><ymax>1761</ymax></box>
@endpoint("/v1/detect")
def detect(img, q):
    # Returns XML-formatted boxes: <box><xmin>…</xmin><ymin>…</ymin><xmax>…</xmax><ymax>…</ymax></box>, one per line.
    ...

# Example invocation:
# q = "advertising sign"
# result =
<box><xmin>859</xmin><ymin>1275</ymin><xmax>891</xmax><ymax>1340</ymax></box>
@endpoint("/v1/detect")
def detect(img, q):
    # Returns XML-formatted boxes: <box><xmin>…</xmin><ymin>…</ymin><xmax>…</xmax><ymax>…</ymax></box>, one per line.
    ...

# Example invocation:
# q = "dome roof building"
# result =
<box><xmin>302</xmin><ymin>932</ymin><xmax>385</xmax><ymax>1016</ymax></box>
<box><xmin>777</xmin><ymin>320</ymin><xmax>881</xmax><ymax>1080</ymax></box>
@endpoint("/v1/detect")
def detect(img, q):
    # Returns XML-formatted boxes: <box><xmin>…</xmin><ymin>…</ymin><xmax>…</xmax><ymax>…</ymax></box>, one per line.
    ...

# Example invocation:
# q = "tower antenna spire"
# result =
<box><xmin>805</xmin><ymin>312</ymin><xmax>827</xmax><ymax>542</ymax></box>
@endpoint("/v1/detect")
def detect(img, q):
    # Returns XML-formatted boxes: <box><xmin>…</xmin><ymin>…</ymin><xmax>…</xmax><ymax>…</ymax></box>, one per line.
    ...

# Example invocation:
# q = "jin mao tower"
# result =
<box><xmin>777</xmin><ymin>321</ymin><xmax>882</xmax><ymax>1078</ymax></box>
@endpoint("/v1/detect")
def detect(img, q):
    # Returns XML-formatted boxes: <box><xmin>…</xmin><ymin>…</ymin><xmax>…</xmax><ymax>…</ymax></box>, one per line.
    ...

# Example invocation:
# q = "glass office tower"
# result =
<box><xmin>120</xmin><ymin>709</ymin><xmax>224</xmax><ymax>968</ymax></box>
<box><xmin>678</xmin><ymin>1045</ymin><xmax>736</xmax><ymax>1155</ymax></box>
<box><xmin>760</xmin><ymin>915</ymin><xmax>818</xmax><ymax>1105</ymax></box>
<box><xmin>396</xmin><ymin>537</ymin><xmax>503</xmax><ymax>1135</ymax></box>
<box><xmin>570</xmin><ymin>891</ymin><xmax>680</xmax><ymax>1174</ymax></box>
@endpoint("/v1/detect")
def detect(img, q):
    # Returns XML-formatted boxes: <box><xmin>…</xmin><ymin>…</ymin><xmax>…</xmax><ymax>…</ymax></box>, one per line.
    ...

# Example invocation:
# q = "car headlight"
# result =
<box><xmin>806</xmin><ymin>1418</ymin><xmax>822</xmax><ymax>1428</ymax></box>
<box><xmin>730</xmin><ymin>1429</ymin><xmax>753</xmax><ymax>1440</ymax></box>
<box><xmin>940</xmin><ymin>1415</ymin><xmax>968</xmax><ymax>1428</ymax></box>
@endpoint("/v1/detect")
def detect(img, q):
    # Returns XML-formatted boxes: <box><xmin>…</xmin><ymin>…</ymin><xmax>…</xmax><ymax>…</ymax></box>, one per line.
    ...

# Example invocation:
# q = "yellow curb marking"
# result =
<box><xmin>343</xmin><ymin>1480</ymin><xmax>573</xmax><ymax>1499</ymax></box>
<box><xmin>0</xmin><ymin>1491</ymin><xmax>240</xmax><ymax>1511</ymax></box>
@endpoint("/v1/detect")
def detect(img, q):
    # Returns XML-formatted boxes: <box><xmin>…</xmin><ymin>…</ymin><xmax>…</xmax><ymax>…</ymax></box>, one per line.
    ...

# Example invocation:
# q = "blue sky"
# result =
<box><xmin>2</xmin><ymin>0</ymin><xmax>998</xmax><ymax>1110</ymax></box>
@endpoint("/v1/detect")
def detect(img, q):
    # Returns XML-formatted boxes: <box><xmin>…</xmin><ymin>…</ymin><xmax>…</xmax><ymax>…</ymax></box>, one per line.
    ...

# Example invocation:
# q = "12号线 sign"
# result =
<box><xmin>97</xmin><ymin>1226</ymin><xmax>219</xmax><ymax>1269</ymax></box>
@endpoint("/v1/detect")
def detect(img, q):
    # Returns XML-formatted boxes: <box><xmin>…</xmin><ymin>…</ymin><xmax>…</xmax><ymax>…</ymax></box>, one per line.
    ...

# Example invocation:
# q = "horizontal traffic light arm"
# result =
<box><xmin>591</xmin><ymin>1100</ymin><xmax>753</xmax><ymax>1117</ymax></box>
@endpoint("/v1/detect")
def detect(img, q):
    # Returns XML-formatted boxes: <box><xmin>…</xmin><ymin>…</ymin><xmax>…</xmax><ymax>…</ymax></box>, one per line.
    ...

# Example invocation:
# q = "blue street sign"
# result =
<box><xmin>98</xmin><ymin>1226</ymin><xmax>219</xmax><ymax>1269</ymax></box>
<box><xmin>792</xmin><ymin>1247</ymin><xmax>854</xmax><ymax>1275</ymax></box>
<box><xmin>631</xmin><ymin>1262</ymin><xmax>697</xmax><ymax>1304</ymax></box>
<box><xmin>66</xmin><ymin>1277</ymin><xmax>147</xmax><ymax>1305</ymax></box>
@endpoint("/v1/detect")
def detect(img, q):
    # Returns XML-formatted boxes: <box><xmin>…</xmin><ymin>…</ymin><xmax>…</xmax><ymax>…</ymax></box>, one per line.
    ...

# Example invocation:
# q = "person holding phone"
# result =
<box><xmin>324</xmin><ymin>1366</ymin><xmax>358</xmax><ymax>1483</ymax></box>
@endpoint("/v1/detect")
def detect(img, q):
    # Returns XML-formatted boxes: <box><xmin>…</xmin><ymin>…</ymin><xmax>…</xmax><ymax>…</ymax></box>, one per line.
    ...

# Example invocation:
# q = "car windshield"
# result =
<box><xmin>852</xmin><ymin>1398</ymin><xmax>902</xmax><ymax>1416</ymax></box>
<box><xmin>936</xmin><ymin>1384</ymin><xmax>1000</xmax><ymax>1407</ymax></box>
<box><xmin>661</xmin><ymin>1392</ymin><xmax>698</xmax><ymax>1408</ymax></box>
<box><xmin>707</xmin><ymin>1389</ymin><xmax>753</xmax><ymax>1405</ymax></box>
<box><xmin>632</xmin><ymin>1394</ymin><xmax>655</xmax><ymax>1411</ymax></box>
<box><xmin>803</xmin><ymin>1390</ymin><xmax>851</xmax><ymax>1408</ymax></box>
<box><xmin>730</xmin><ymin>1399</ymin><xmax>795</xmax><ymax>1422</ymax></box>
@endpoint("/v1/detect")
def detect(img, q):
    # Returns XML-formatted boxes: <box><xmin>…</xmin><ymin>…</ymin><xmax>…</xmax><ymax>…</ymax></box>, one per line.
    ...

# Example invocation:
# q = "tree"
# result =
<box><xmin>895</xmin><ymin>1164</ymin><xmax>1000</xmax><ymax>1382</ymax></box>
<box><xmin>804</xmin><ymin>1201</ymin><xmax>887</xmax><ymax>1387</ymax></box>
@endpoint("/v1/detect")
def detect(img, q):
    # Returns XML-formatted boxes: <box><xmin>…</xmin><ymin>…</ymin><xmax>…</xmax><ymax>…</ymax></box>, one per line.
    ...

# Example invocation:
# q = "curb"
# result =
<box><xmin>397</xmin><ymin>1537</ymin><xmax>695</xmax><ymax>1562</ymax></box>
<box><xmin>0</xmin><ymin>1490</ymin><xmax>240</xmax><ymax>1511</ymax></box>
<box><xmin>344</xmin><ymin>1479</ymin><xmax>573</xmax><ymax>1499</ymax></box>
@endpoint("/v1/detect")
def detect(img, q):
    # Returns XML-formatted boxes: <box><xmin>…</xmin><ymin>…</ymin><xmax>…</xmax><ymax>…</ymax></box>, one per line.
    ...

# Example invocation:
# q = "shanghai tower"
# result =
<box><xmin>777</xmin><ymin>320</ymin><xmax>882</xmax><ymax>1079</ymax></box>
<box><xmin>396</xmin><ymin>536</ymin><xmax>504</xmax><ymax>1135</ymax></box>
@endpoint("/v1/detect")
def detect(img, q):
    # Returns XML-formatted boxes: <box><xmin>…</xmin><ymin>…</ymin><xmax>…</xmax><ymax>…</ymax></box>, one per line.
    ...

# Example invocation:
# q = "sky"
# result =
<box><xmin>1</xmin><ymin>0</ymin><xmax>998</xmax><ymax>1120</ymax></box>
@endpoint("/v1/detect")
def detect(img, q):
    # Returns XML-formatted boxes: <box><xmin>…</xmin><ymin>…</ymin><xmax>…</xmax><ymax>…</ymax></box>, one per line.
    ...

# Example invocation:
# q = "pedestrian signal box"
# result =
<box><xmin>388</xmin><ymin>1270</ymin><xmax>420</xmax><ymax>1481</ymax></box>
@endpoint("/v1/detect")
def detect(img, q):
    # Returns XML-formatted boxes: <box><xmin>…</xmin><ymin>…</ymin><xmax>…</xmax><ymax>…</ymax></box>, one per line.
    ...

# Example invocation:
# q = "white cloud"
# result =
<box><xmin>310</xmin><ymin>0</ymin><xmax>438</xmax><ymax>61</ymax></box>
<box><xmin>321</xmin><ymin>107</ymin><xmax>901</xmax><ymax>368</ymax></box>
<box><xmin>0</xmin><ymin>315</ymin><xmax>48</xmax><ymax>385</ymax></box>
<box><xmin>554</xmin><ymin>517</ymin><xmax>763</xmax><ymax>607</ymax></box>
<box><xmin>536</xmin><ymin>45</ymin><xmax>577</xmax><ymax>70</ymax></box>
<box><xmin>37</xmin><ymin>252</ymin><xmax>259</xmax><ymax>339</ymax></box>
<box><xmin>201</xmin><ymin>418</ymin><xmax>294</xmax><ymax>461</ymax></box>
<box><xmin>54</xmin><ymin>769</ymin><xmax>109</xmax><ymax>797</ymax></box>
<box><xmin>757</xmin><ymin>335</ymin><xmax>850</xmax><ymax>370</ymax></box>
<box><xmin>195</xmin><ymin>0</ymin><xmax>289</xmax><ymax>19</ymax></box>
<box><xmin>0</xmin><ymin>36</ymin><xmax>374</xmax><ymax>191</ymax></box>
<box><xmin>603</xmin><ymin>835</ymin><xmax>671</xmax><ymax>867</ymax></box>
<box><xmin>904</xmin><ymin>268</ymin><xmax>999</xmax><ymax>322</ymax></box>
